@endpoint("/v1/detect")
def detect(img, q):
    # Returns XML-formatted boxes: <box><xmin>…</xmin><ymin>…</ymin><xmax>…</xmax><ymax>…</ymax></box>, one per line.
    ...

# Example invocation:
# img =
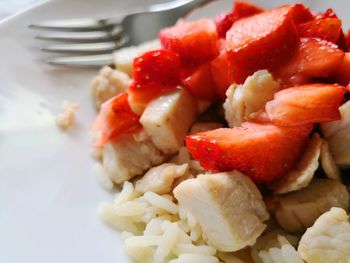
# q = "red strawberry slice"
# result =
<box><xmin>226</xmin><ymin>5</ymin><xmax>298</xmax><ymax>84</ymax></box>
<box><xmin>274</xmin><ymin>37</ymin><xmax>344</xmax><ymax>87</ymax></box>
<box><xmin>210</xmin><ymin>40</ymin><xmax>230</xmax><ymax>100</ymax></box>
<box><xmin>129</xmin><ymin>49</ymin><xmax>181</xmax><ymax>104</ymax></box>
<box><xmin>215</xmin><ymin>1</ymin><xmax>263</xmax><ymax>38</ymax></box>
<box><xmin>210</xmin><ymin>51</ymin><xmax>230</xmax><ymax>100</ymax></box>
<box><xmin>215</xmin><ymin>13</ymin><xmax>236</xmax><ymax>39</ymax></box>
<box><xmin>181</xmin><ymin>62</ymin><xmax>218</xmax><ymax>101</ymax></box>
<box><xmin>298</xmin><ymin>18</ymin><xmax>342</xmax><ymax>43</ymax></box>
<box><xmin>336</xmin><ymin>52</ymin><xmax>350</xmax><ymax>85</ymax></box>
<box><xmin>291</xmin><ymin>3</ymin><xmax>314</xmax><ymax>24</ymax></box>
<box><xmin>186</xmin><ymin>122</ymin><xmax>312</xmax><ymax>183</ymax></box>
<box><xmin>92</xmin><ymin>93</ymin><xmax>141</xmax><ymax>147</ymax></box>
<box><xmin>265</xmin><ymin>84</ymin><xmax>346</xmax><ymax>126</ymax></box>
<box><xmin>159</xmin><ymin>19</ymin><xmax>219</xmax><ymax>68</ymax></box>
<box><xmin>345</xmin><ymin>29</ymin><xmax>350</xmax><ymax>50</ymax></box>
<box><xmin>315</xmin><ymin>8</ymin><xmax>338</xmax><ymax>19</ymax></box>
<box><xmin>232</xmin><ymin>1</ymin><xmax>263</xmax><ymax>18</ymax></box>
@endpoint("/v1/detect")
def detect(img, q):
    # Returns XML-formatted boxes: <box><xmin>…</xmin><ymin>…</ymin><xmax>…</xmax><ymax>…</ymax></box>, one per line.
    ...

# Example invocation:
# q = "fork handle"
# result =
<box><xmin>106</xmin><ymin>0</ymin><xmax>214</xmax><ymax>25</ymax></box>
<box><xmin>147</xmin><ymin>0</ymin><xmax>214</xmax><ymax>13</ymax></box>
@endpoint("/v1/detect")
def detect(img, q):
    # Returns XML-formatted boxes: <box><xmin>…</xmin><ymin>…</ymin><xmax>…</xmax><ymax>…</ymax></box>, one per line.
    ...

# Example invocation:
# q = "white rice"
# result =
<box><xmin>99</xmin><ymin>181</ymin><xmax>304</xmax><ymax>263</ymax></box>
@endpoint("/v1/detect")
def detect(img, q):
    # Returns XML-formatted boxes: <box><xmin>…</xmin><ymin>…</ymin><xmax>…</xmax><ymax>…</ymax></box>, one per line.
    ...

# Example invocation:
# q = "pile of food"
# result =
<box><xmin>90</xmin><ymin>1</ymin><xmax>350</xmax><ymax>262</ymax></box>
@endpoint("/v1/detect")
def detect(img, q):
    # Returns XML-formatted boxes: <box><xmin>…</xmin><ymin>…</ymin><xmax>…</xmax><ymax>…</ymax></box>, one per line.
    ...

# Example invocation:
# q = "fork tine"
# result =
<box><xmin>29</xmin><ymin>18</ymin><xmax>114</xmax><ymax>31</ymax></box>
<box><xmin>35</xmin><ymin>26</ymin><xmax>122</xmax><ymax>42</ymax></box>
<box><xmin>40</xmin><ymin>39</ymin><xmax>126</xmax><ymax>53</ymax></box>
<box><xmin>48</xmin><ymin>54</ymin><xmax>114</xmax><ymax>67</ymax></box>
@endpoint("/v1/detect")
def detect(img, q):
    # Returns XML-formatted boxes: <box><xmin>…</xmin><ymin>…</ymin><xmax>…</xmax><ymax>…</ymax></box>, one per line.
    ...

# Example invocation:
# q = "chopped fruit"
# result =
<box><xmin>291</xmin><ymin>3</ymin><xmax>314</xmax><ymax>24</ymax></box>
<box><xmin>210</xmin><ymin>51</ymin><xmax>230</xmax><ymax>100</ymax></box>
<box><xmin>226</xmin><ymin>6</ymin><xmax>298</xmax><ymax>84</ymax></box>
<box><xmin>315</xmin><ymin>8</ymin><xmax>338</xmax><ymax>19</ymax></box>
<box><xmin>186</xmin><ymin>122</ymin><xmax>312</xmax><ymax>183</ymax></box>
<box><xmin>345</xmin><ymin>29</ymin><xmax>350</xmax><ymax>49</ymax></box>
<box><xmin>232</xmin><ymin>1</ymin><xmax>263</xmax><ymax>18</ymax></box>
<box><xmin>215</xmin><ymin>13</ymin><xmax>236</xmax><ymax>39</ymax></box>
<box><xmin>92</xmin><ymin>93</ymin><xmax>141</xmax><ymax>147</ymax></box>
<box><xmin>129</xmin><ymin>49</ymin><xmax>181</xmax><ymax>105</ymax></box>
<box><xmin>298</xmin><ymin>18</ymin><xmax>342</xmax><ymax>43</ymax></box>
<box><xmin>335</xmin><ymin>52</ymin><xmax>350</xmax><ymax>85</ymax></box>
<box><xmin>159</xmin><ymin>19</ymin><xmax>219</xmax><ymax>68</ymax></box>
<box><xmin>215</xmin><ymin>1</ymin><xmax>263</xmax><ymax>38</ymax></box>
<box><xmin>336</xmin><ymin>30</ymin><xmax>348</xmax><ymax>51</ymax></box>
<box><xmin>274</xmin><ymin>37</ymin><xmax>344</xmax><ymax>87</ymax></box>
<box><xmin>181</xmin><ymin>63</ymin><xmax>218</xmax><ymax>101</ymax></box>
<box><xmin>266</xmin><ymin>84</ymin><xmax>346</xmax><ymax>126</ymax></box>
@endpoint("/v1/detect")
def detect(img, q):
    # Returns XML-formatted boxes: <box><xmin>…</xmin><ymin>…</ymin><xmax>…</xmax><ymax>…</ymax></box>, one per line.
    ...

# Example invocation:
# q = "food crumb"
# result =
<box><xmin>55</xmin><ymin>101</ymin><xmax>79</xmax><ymax>130</ymax></box>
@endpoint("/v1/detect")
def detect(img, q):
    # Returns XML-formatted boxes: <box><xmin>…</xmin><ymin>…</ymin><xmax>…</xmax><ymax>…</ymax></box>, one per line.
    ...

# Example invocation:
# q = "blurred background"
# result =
<box><xmin>0</xmin><ymin>0</ymin><xmax>45</xmax><ymax>20</ymax></box>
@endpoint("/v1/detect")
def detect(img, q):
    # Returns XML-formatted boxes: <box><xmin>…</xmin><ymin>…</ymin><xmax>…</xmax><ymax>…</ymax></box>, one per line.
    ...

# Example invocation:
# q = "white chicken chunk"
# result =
<box><xmin>103</xmin><ymin>132</ymin><xmax>165</xmax><ymax>184</ymax></box>
<box><xmin>321</xmin><ymin>100</ymin><xmax>350</xmax><ymax>166</ymax></box>
<box><xmin>274</xmin><ymin>179</ymin><xmax>349</xmax><ymax>233</ymax></box>
<box><xmin>174</xmin><ymin>171</ymin><xmax>269</xmax><ymax>252</ymax></box>
<box><xmin>113</xmin><ymin>39</ymin><xmax>161</xmax><ymax>76</ymax></box>
<box><xmin>55</xmin><ymin>101</ymin><xmax>78</xmax><ymax>130</ymax></box>
<box><xmin>135</xmin><ymin>163</ymin><xmax>189</xmax><ymax>195</ymax></box>
<box><xmin>91</xmin><ymin>66</ymin><xmax>131</xmax><ymax>109</ymax></box>
<box><xmin>223</xmin><ymin>70</ymin><xmax>279</xmax><ymax>127</ymax></box>
<box><xmin>140</xmin><ymin>88</ymin><xmax>197</xmax><ymax>154</ymax></box>
<box><xmin>298</xmin><ymin>207</ymin><xmax>350</xmax><ymax>263</ymax></box>
<box><xmin>271</xmin><ymin>133</ymin><xmax>322</xmax><ymax>194</ymax></box>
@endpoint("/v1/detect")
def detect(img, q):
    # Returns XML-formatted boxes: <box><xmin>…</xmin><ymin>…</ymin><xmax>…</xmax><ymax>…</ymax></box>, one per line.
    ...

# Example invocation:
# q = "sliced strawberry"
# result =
<box><xmin>210</xmin><ymin>51</ymin><xmax>230</xmax><ymax>100</ymax></box>
<box><xmin>315</xmin><ymin>8</ymin><xmax>338</xmax><ymax>19</ymax></box>
<box><xmin>265</xmin><ymin>84</ymin><xmax>346</xmax><ymax>126</ymax></box>
<box><xmin>336</xmin><ymin>30</ymin><xmax>348</xmax><ymax>51</ymax></box>
<box><xmin>132</xmin><ymin>49</ymin><xmax>180</xmax><ymax>86</ymax></box>
<box><xmin>335</xmin><ymin>52</ymin><xmax>350</xmax><ymax>85</ymax></box>
<box><xmin>274</xmin><ymin>37</ymin><xmax>344</xmax><ymax>87</ymax></box>
<box><xmin>129</xmin><ymin>49</ymin><xmax>181</xmax><ymax>104</ymax></box>
<box><xmin>345</xmin><ymin>29</ymin><xmax>350</xmax><ymax>50</ymax></box>
<box><xmin>181</xmin><ymin>62</ymin><xmax>218</xmax><ymax>101</ymax></box>
<box><xmin>92</xmin><ymin>93</ymin><xmax>141</xmax><ymax>146</ymax></box>
<box><xmin>215</xmin><ymin>13</ymin><xmax>236</xmax><ymax>38</ymax></box>
<box><xmin>186</xmin><ymin>122</ymin><xmax>312</xmax><ymax>183</ymax></box>
<box><xmin>298</xmin><ymin>18</ymin><xmax>342</xmax><ymax>43</ymax></box>
<box><xmin>291</xmin><ymin>3</ymin><xmax>314</xmax><ymax>24</ymax></box>
<box><xmin>159</xmin><ymin>19</ymin><xmax>219</xmax><ymax>68</ymax></box>
<box><xmin>215</xmin><ymin>2</ymin><xmax>263</xmax><ymax>38</ymax></box>
<box><xmin>226</xmin><ymin>5</ymin><xmax>298</xmax><ymax>84</ymax></box>
<box><xmin>232</xmin><ymin>1</ymin><xmax>263</xmax><ymax>18</ymax></box>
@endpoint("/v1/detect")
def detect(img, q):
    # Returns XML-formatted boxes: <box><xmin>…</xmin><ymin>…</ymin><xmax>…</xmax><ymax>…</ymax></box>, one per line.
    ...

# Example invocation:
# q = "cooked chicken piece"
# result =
<box><xmin>274</xmin><ymin>179</ymin><xmax>349</xmax><ymax>233</ymax></box>
<box><xmin>135</xmin><ymin>163</ymin><xmax>189</xmax><ymax>195</ymax></box>
<box><xmin>298</xmin><ymin>207</ymin><xmax>350</xmax><ymax>263</ymax></box>
<box><xmin>189</xmin><ymin>122</ymin><xmax>224</xmax><ymax>134</ymax></box>
<box><xmin>140</xmin><ymin>88</ymin><xmax>197</xmax><ymax>154</ymax></box>
<box><xmin>55</xmin><ymin>101</ymin><xmax>78</xmax><ymax>130</ymax></box>
<box><xmin>91</xmin><ymin>66</ymin><xmax>131</xmax><ymax>109</ymax></box>
<box><xmin>174</xmin><ymin>171</ymin><xmax>269</xmax><ymax>252</ymax></box>
<box><xmin>113</xmin><ymin>39</ymin><xmax>161</xmax><ymax>76</ymax></box>
<box><xmin>103</xmin><ymin>132</ymin><xmax>165</xmax><ymax>184</ymax></box>
<box><xmin>223</xmin><ymin>70</ymin><xmax>279</xmax><ymax>127</ymax></box>
<box><xmin>271</xmin><ymin>133</ymin><xmax>322</xmax><ymax>194</ymax></box>
<box><xmin>321</xmin><ymin>100</ymin><xmax>350</xmax><ymax>166</ymax></box>
<box><xmin>320</xmin><ymin>140</ymin><xmax>341</xmax><ymax>180</ymax></box>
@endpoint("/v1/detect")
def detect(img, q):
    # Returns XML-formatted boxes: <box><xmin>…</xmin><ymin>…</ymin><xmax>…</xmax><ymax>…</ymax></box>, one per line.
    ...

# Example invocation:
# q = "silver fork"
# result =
<box><xmin>29</xmin><ymin>0</ymin><xmax>213</xmax><ymax>67</ymax></box>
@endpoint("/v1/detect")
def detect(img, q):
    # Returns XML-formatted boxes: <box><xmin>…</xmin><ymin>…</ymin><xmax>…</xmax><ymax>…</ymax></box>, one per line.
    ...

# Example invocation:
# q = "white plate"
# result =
<box><xmin>1</xmin><ymin>0</ymin><xmax>349</xmax><ymax>262</ymax></box>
